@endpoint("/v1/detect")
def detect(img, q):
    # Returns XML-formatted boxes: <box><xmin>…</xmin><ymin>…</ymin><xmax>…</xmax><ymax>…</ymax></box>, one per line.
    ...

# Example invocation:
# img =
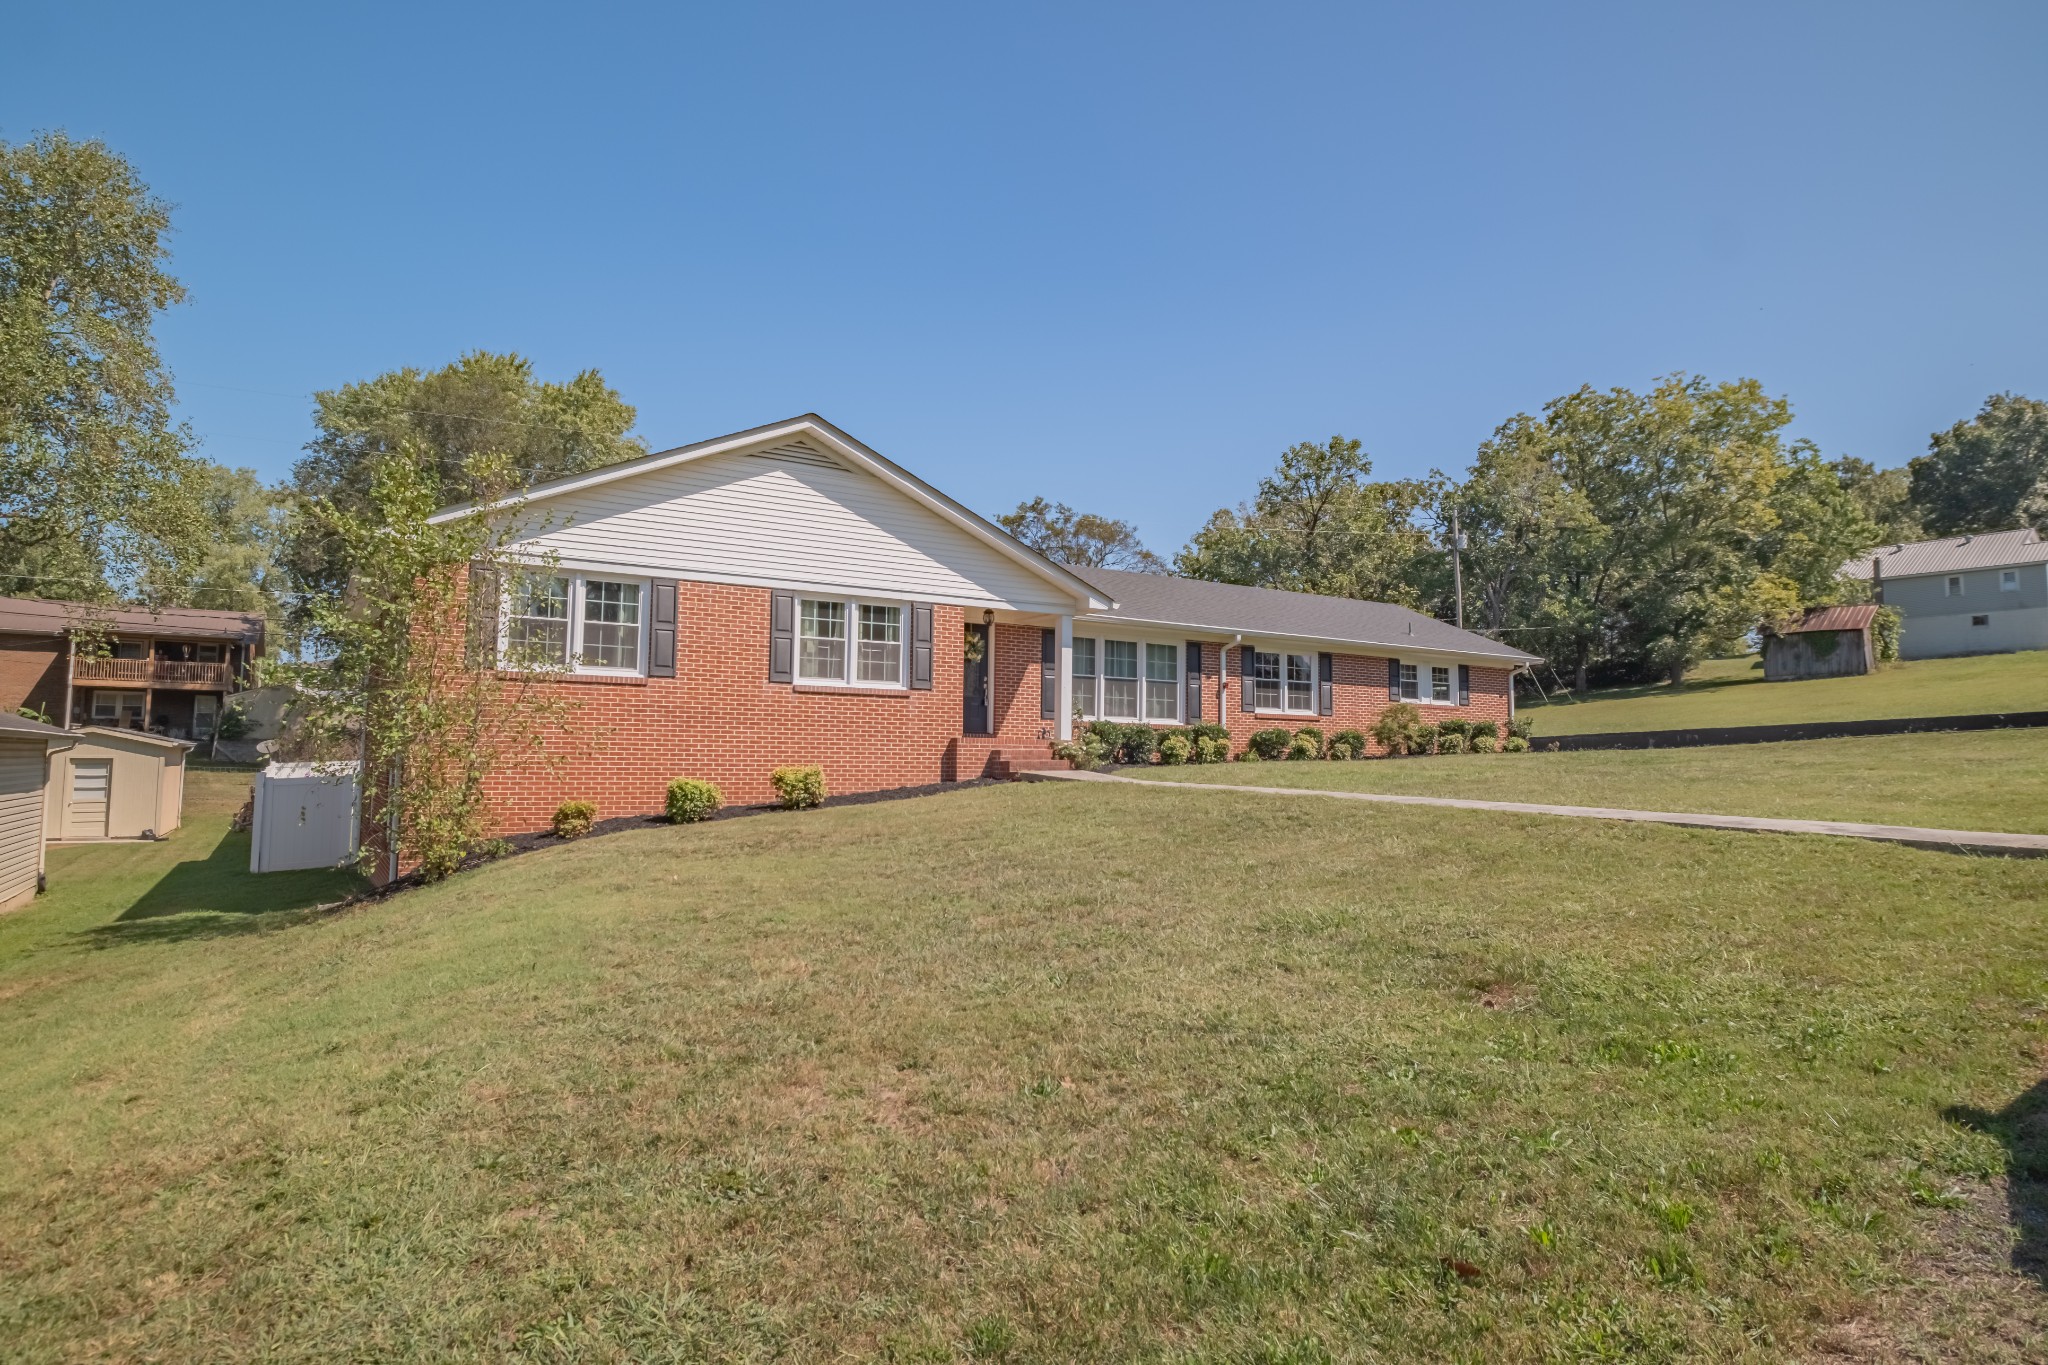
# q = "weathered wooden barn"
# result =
<box><xmin>1762</xmin><ymin>604</ymin><xmax>1880</xmax><ymax>681</ymax></box>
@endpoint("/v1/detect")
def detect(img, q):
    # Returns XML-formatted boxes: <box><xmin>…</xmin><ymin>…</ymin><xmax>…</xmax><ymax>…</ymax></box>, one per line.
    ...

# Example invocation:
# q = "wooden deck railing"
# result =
<box><xmin>72</xmin><ymin>657</ymin><xmax>235</xmax><ymax>688</ymax></box>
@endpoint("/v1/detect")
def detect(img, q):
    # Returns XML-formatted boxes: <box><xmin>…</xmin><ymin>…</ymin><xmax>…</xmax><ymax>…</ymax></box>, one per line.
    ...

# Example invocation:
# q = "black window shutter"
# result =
<box><xmin>1457</xmin><ymin>664</ymin><xmax>1470</xmax><ymax>706</ymax></box>
<box><xmin>648</xmin><ymin>580</ymin><xmax>678</xmax><ymax>678</ymax></box>
<box><xmin>769</xmin><ymin>592</ymin><xmax>796</xmax><ymax>682</ymax></box>
<box><xmin>465</xmin><ymin>562</ymin><xmax>501</xmax><ymax>669</ymax></box>
<box><xmin>909</xmin><ymin>603</ymin><xmax>933</xmax><ymax>690</ymax></box>
<box><xmin>1318</xmin><ymin>652</ymin><xmax>1335</xmax><ymax>716</ymax></box>
<box><xmin>1388</xmin><ymin>657</ymin><xmax>1402</xmax><ymax>701</ymax></box>
<box><xmin>1241</xmin><ymin>646</ymin><xmax>1255</xmax><ymax>712</ymax></box>
<box><xmin>1185</xmin><ymin>641</ymin><xmax>1203</xmax><ymax>721</ymax></box>
<box><xmin>1039</xmin><ymin>628</ymin><xmax>1057</xmax><ymax>718</ymax></box>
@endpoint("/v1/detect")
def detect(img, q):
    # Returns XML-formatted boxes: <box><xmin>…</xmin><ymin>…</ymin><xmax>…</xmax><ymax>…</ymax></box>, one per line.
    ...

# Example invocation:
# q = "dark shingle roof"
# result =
<box><xmin>0</xmin><ymin>596</ymin><xmax>266</xmax><ymax>649</ymax></box>
<box><xmin>1067</xmin><ymin>566</ymin><xmax>1539</xmax><ymax>664</ymax></box>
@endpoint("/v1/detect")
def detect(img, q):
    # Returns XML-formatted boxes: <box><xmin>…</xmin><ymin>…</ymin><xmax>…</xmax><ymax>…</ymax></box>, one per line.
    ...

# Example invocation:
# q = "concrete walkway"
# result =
<box><xmin>1020</xmin><ymin>769</ymin><xmax>2048</xmax><ymax>858</ymax></box>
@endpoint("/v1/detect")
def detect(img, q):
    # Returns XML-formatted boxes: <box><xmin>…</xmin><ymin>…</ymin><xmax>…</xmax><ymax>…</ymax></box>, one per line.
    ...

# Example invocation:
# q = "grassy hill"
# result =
<box><xmin>2</xmin><ymin>774</ymin><xmax>2045</xmax><ymax>1360</ymax></box>
<box><xmin>1521</xmin><ymin>649</ymin><xmax>2048</xmax><ymax>736</ymax></box>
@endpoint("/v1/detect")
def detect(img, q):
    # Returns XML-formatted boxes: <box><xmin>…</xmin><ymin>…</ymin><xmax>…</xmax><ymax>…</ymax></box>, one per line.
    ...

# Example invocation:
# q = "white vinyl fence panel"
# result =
<box><xmin>250</xmin><ymin>761</ymin><xmax>360</xmax><ymax>874</ymax></box>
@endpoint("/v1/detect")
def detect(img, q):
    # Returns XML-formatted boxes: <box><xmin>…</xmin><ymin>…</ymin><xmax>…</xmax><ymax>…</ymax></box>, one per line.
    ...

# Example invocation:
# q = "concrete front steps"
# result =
<box><xmin>988</xmin><ymin>746</ymin><xmax>1071</xmax><ymax>780</ymax></box>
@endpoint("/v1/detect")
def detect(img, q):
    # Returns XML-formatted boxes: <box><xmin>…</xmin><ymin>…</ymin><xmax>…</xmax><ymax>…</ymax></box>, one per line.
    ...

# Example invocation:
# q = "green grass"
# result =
<box><xmin>1522</xmin><ymin>649</ymin><xmax>2048</xmax><ymax>736</ymax></box>
<box><xmin>2</xmin><ymin>779</ymin><xmax>2045</xmax><ymax>1360</ymax></box>
<box><xmin>1127</xmin><ymin>728</ymin><xmax>2048</xmax><ymax>835</ymax></box>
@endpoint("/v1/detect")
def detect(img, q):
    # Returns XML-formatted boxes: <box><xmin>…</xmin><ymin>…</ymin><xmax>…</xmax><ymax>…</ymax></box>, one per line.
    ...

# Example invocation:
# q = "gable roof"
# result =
<box><xmin>428</xmin><ymin>414</ymin><xmax>1111</xmax><ymax>610</ymax></box>
<box><xmin>0</xmin><ymin>596</ymin><xmax>266</xmax><ymax>650</ymax></box>
<box><xmin>1067</xmin><ymin>566</ymin><xmax>1541</xmax><ymax>665</ymax></box>
<box><xmin>1845</xmin><ymin>527</ymin><xmax>2048</xmax><ymax>580</ymax></box>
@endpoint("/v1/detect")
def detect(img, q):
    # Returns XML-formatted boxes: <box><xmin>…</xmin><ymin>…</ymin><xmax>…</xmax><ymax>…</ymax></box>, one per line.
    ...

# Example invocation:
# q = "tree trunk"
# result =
<box><xmin>1574</xmin><ymin>653</ymin><xmax>1589</xmax><ymax>695</ymax></box>
<box><xmin>1667</xmin><ymin>660</ymin><xmax>1688</xmax><ymax>686</ymax></box>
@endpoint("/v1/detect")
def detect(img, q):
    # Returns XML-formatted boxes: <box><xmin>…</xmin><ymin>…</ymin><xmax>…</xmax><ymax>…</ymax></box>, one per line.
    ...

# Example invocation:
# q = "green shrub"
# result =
<box><xmin>1188</xmin><ymin>722</ymin><xmax>1229</xmax><ymax>745</ymax></box>
<box><xmin>1508</xmin><ymin>716</ymin><xmax>1534</xmax><ymax>741</ymax></box>
<box><xmin>1052</xmin><ymin>730</ymin><xmax>1108</xmax><ymax>770</ymax></box>
<box><xmin>1331</xmin><ymin>729</ymin><xmax>1366</xmax><ymax>759</ymax></box>
<box><xmin>214</xmin><ymin>704</ymin><xmax>251</xmax><ymax>740</ymax></box>
<box><xmin>1238</xmin><ymin>747</ymin><xmax>1262</xmax><ymax>762</ymax></box>
<box><xmin>1327</xmin><ymin>737</ymin><xmax>1358</xmax><ymax>760</ymax></box>
<box><xmin>1470</xmin><ymin>719</ymin><xmax>1500</xmax><ymax>741</ymax></box>
<box><xmin>1285</xmin><ymin>732</ymin><xmax>1320</xmax><ymax>760</ymax></box>
<box><xmin>666</xmin><ymin>778</ymin><xmax>723</xmax><ymax>823</ymax></box>
<box><xmin>1410</xmin><ymin>723</ymin><xmax>1439</xmax><ymax>755</ymax></box>
<box><xmin>1503</xmin><ymin>735</ymin><xmax>1530</xmax><ymax>753</ymax></box>
<box><xmin>1158</xmin><ymin>732</ymin><xmax>1192</xmax><ymax>765</ymax></box>
<box><xmin>1873</xmin><ymin>605</ymin><xmax>1904</xmax><ymax>663</ymax></box>
<box><xmin>1470</xmin><ymin>732</ymin><xmax>1497</xmax><ymax>754</ymax></box>
<box><xmin>1292</xmin><ymin>726</ymin><xmax>1325</xmax><ymax>757</ymax></box>
<box><xmin>1436</xmin><ymin>718</ymin><xmax>1472</xmax><ymax>742</ymax></box>
<box><xmin>771</xmin><ymin>765</ymin><xmax>827</xmax><ymax>809</ymax></box>
<box><xmin>1437</xmin><ymin>731</ymin><xmax>1468</xmax><ymax>755</ymax></box>
<box><xmin>1247</xmin><ymin>727</ymin><xmax>1292</xmax><ymax>760</ymax></box>
<box><xmin>551</xmin><ymin>799</ymin><xmax>597</xmax><ymax>839</ymax></box>
<box><xmin>1087</xmin><ymin>720</ymin><xmax>1158</xmax><ymax>765</ymax></box>
<box><xmin>1195</xmin><ymin>735</ymin><xmax>1230</xmax><ymax>764</ymax></box>
<box><xmin>1372</xmin><ymin>704</ymin><xmax>1422</xmax><ymax>756</ymax></box>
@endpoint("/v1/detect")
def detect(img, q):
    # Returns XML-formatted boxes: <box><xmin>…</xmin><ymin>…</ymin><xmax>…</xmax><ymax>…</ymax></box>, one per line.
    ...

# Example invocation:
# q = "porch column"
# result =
<box><xmin>1055</xmin><ymin>615</ymin><xmax>1074</xmax><ymax>741</ymax></box>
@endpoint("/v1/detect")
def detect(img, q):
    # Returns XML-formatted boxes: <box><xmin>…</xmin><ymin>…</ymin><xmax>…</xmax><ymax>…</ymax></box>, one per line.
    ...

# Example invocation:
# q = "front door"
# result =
<box><xmin>962</xmin><ymin>624</ymin><xmax>991</xmax><ymax>734</ymax></box>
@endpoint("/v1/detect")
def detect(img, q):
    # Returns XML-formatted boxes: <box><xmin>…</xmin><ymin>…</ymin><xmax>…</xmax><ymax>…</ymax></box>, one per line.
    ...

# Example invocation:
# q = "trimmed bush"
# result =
<box><xmin>1470</xmin><ymin>719</ymin><xmax>1500</xmax><ymax>741</ymax></box>
<box><xmin>1188</xmin><ymin>722</ymin><xmax>1229</xmax><ymax>745</ymax></box>
<box><xmin>1087</xmin><ymin>721</ymin><xmax>1158</xmax><ymax>766</ymax></box>
<box><xmin>1436</xmin><ymin>718</ymin><xmax>1472</xmax><ymax>742</ymax></box>
<box><xmin>666</xmin><ymin>778</ymin><xmax>723</xmax><ymax>823</ymax></box>
<box><xmin>1507</xmin><ymin>716</ymin><xmax>1534</xmax><ymax>742</ymax></box>
<box><xmin>1331</xmin><ymin>729</ymin><xmax>1366</xmax><ymax>759</ymax></box>
<box><xmin>1411</xmin><ymin>723</ymin><xmax>1439</xmax><ymax>755</ymax></box>
<box><xmin>1437</xmin><ymin>731</ymin><xmax>1468</xmax><ymax>755</ymax></box>
<box><xmin>551</xmin><ymin>799</ymin><xmax>597</xmax><ymax>839</ymax></box>
<box><xmin>1327</xmin><ymin>737</ymin><xmax>1358</xmax><ymax>760</ymax></box>
<box><xmin>771</xmin><ymin>765</ymin><xmax>826</xmax><ymax>809</ymax></box>
<box><xmin>1052</xmin><ymin>730</ymin><xmax>1108</xmax><ymax>771</ymax></box>
<box><xmin>1158</xmin><ymin>732</ymin><xmax>1192</xmax><ymax>765</ymax></box>
<box><xmin>1503</xmin><ymin>735</ymin><xmax>1530</xmax><ymax>753</ymax></box>
<box><xmin>1470</xmin><ymin>732</ymin><xmax>1498</xmax><ymax>754</ymax></box>
<box><xmin>1285</xmin><ymin>732</ymin><xmax>1320</xmax><ymax>760</ymax></box>
<box><xmin>1247</xmin><ymin>727</ymin><xmax>1292</xmax><ymax>760</ymax></box>
<box><xmin>1195</xmin><ymin>735</ymin><xmax>1231</xmax><ymax>764</ymax></box>
<box><xmin>1372</xmin><ymin>703</ymin><xmax>1422</xmax><ymax>755</ymax></box>
<box><xmin>1291</xmin><ymin>726</ymin><xmax>1325</xmax><ymax>758</ymax></box>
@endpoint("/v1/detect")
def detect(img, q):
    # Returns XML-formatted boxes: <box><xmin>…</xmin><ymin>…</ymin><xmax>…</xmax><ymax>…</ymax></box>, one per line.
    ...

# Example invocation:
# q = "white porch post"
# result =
<box><xmin>1055</xmin><ymin>615</ymin><xmax>1074</xmax><ymax>741</ymax></box>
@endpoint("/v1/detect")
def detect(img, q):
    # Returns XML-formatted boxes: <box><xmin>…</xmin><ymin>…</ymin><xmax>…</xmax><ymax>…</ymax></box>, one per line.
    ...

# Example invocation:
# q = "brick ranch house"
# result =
<box><xmin>433</xmin><ymin>414</ymin><xmax>1538</xmax><ymax>832</ymax></box>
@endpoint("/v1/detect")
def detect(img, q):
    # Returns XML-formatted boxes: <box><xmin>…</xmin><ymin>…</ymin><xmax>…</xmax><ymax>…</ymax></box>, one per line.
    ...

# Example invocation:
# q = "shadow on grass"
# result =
<box><xmin>76</xmin><ymin>827</ymin><xmax>363</xmax><ymax>950</ymax></box>
<box><xmin>1945</xmin><ymin>1079</ymin><xmax>2048</xmax><ymax>1288</ymax></box>
<box><xmin>1528</xmin><ymin>674</ymin><xmax>1758</xmax><ymax>709</ymax></box>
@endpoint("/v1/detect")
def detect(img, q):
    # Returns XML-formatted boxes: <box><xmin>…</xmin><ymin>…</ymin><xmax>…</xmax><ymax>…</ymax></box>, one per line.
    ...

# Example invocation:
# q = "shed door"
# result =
<box><xmin>65</xmin><ymin>759</ymin><xmax>112</xmax><ymax>839</ymax></box>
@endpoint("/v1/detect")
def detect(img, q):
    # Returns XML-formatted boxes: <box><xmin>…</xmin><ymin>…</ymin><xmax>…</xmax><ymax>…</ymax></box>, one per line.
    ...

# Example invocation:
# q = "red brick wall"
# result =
<box><xmin>0</xmin><ymin>634</ymin><xmax>66</xmax><ymax>721</ymax></box>
<box><xmin>1183</xmin><ymin>644</ymin><xmax>1511</xmax><ymax>756</ymax></box>
<box><xmin>477</xmin><ymin>586</ymin><xmax>1069</xmax><ymax>832</ymax></box>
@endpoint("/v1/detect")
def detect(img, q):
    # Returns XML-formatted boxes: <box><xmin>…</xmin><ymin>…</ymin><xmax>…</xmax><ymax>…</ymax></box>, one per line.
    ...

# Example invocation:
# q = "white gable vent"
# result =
<box><xmin>747</xmin><ymin>440</ymin><xmax>845</xmax><ymax>471</ymax></box>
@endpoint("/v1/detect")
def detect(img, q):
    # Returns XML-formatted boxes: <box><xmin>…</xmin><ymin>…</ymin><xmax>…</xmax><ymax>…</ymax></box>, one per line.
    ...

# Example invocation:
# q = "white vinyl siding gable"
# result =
<box><xmin>501</xmin><ymin>442</ymin><xmax>1070</xmax><ymax>612</ymax></box>
<box><xmin>0</xmin><ymin>741</ymin><xmax>43</xmax><ymax>907</ymax></box>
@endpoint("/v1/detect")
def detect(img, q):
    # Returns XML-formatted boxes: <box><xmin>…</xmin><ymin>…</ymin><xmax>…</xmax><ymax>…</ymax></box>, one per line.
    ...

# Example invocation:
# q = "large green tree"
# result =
<box><xmin>1907</xmin><ymin>393</ymin><xmax>2048</xmax><ymax>536</ymax></box>
<box><xmin>282</xmin><ymin>352</ymin><xmax>644</xmax><ymax>618</ymax></box>
<box><xmin>0</xmin><ymin>131</ymin><xmax>204</xmax><ymax>600</ymax></box>
<box><xmin>140</xmin><ymin>464</ymin><xmax>289</xmax><ymax>618</ymax></box>
<box><xmin>998</xmin><ymin>497</ymin><xmax>1163</xmax><ymax>571</ymax></box>
<box><xmin>1176</xmin><ymin>436</ymin><xmax>1437</xmax><ymax>607</ymax></box>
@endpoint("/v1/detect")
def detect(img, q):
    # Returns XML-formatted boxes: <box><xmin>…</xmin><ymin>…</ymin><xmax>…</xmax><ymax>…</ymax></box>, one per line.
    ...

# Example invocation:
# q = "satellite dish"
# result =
<box><xmin>255</xmin><ymin>739</ymin><xmax>278</xmax><ymax>755</ymax></box>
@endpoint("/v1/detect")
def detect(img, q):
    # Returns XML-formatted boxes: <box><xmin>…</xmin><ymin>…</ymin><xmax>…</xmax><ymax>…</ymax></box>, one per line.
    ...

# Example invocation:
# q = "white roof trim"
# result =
<box><xmin>427</xmin><ymin>415</ymin><xmax>1112</xmax><ymax>612</ymax></box>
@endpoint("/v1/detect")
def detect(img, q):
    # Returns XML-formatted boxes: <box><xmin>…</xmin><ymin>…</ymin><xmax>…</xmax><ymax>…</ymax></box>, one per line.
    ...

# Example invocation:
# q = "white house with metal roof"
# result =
<box><xmin>1844</xmin><ymin>527</ymin><xmax>2048</xmax><ymax>659</ymax></box>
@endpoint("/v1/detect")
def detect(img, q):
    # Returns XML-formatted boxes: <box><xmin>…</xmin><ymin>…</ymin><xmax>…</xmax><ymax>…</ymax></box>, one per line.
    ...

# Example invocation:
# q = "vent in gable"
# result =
<box><xmin>747</xmin><ymin>440</ymin><xmax>846</xmax><ymax>472</ymax></box>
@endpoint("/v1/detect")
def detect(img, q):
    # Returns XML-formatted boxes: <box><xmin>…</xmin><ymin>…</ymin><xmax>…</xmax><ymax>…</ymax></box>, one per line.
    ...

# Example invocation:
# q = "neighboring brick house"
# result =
<box><xmin>0</xmin><ymin>597</ymin><xmax>266</xmax><ymax>741</ymax></box>
<box><xmin>432</xmin><ymin>414</ymin><xmax>1539</xmax><ymax>832</ymax></box>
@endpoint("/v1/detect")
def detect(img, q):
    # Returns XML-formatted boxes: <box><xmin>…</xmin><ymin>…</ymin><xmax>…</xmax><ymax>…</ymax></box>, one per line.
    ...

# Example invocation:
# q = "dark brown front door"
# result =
<box><xmin>962</xmin><ymin>624</ymin><xmax>991</xmax><ymax>734</ymax></box>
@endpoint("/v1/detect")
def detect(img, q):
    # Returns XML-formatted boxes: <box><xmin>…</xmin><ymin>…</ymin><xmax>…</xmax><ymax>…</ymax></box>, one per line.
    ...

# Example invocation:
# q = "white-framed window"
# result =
<box><xmin>91</xmin><ymin>690</ymin><xmax>145</xmax><ymax>726</ymax></box>
<box><xmin>1073</xmin><ymin>636</ymin><xmax>1179</xmax><ymax>723</ymax></box>
<box><xmin>1946</xmin><ymin>575</ymin><xmax>1964</xmax><ymax>597</ymax></box>
<box><xmin>1251</xmin><ymin>650</ymin><xmax>1316</xmax><ymax>714</ymax></box>
<box><xmin>196</xmin><ymin>643</ymin><xmax>223</xmax><ymax>663</ymax></box>
<box><xmin>1430</xmin><ymin>665</ymin><xmax>1452</xmax><ymax>702</ymax></box>
<box><xmin>501</xmin><ymin>570</ymin><xmax>648</xmax><ymax>675</ymax></box>
<box><xmin>111</xmin><ymin>640</ymin><xmax>146</xmax><ymax>661</ymax></box>
<box><xmin>2000</xmin><ymin>569</ymin><xmax>2019</xmax><ymax>592</ymax></box>
<box><xmin>1074</xmin><ymin>637</ymin><xmax>1099</xmax><ymax>720</ymax></box>
<box><xmin>1397</xmin><ymin>660</ymin><xmax>1464</xmax><ymax>706</ymax></box>
<box><xmin>798</xmin><ymin>596</ymin><xmax>906</xmax><ymax>687</ymax></box>
<box><xmin>193</xmin><ymin>694</ymin><xmax>220</xmax><ymax>739</ymax></box>
<box><xmin>1397</xmin><ymin>662</ymin><xmax>1420</xmax><ymax>701</ymax></box>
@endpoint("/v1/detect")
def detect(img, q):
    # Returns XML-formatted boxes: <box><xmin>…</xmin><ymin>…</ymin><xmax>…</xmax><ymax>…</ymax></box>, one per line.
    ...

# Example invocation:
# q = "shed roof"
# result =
<box><xmin>72</xmin><ymin>726</ymin><xmax>197</xmax><ymax>752</ymax></box>
<box><xmin>1775</xmin><ymin>604</ymin><xmax>1880</xmax><ymax>635</ymax></box>
<box><xmin>1066</xmin><ymin>566</ymin><xmax>1541</xmax><ymax>664</ymax></box>
<box><xmin>0</xmin><ymin>711</ymin><xmax>73</xmax><ymax>741</ymax></box>
<box><xmin>0</xmin><ymin>596</ymin><xmax>266</xmax><ymax>649</ymax></box>
<box><xmin>1844</xmin><ymin>527</ymin><xmax>2048</xmax><ymax>580</ymax></box>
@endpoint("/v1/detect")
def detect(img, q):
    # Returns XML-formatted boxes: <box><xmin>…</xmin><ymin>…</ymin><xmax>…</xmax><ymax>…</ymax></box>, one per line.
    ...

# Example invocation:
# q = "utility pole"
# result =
<box><xmin>1450</xmin><ymin>506</ymin><xmax>1466</xmax><ymax>629</ymax></box>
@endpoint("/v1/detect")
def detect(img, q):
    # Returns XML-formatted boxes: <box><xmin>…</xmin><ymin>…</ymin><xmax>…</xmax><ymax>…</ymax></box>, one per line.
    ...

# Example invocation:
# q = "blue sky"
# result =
<box><xmin>10</xmin><ymin>2</ymin><xmax>2046</xmax><ymax>555</ymax></box>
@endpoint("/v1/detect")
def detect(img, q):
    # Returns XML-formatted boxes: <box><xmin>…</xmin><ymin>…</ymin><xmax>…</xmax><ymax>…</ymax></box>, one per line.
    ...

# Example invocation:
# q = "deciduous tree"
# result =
<box><xmin>1907</xmin><ymin>393</ymin><xmax>2048</xmax><ymax>536</ymax></box>
<box><xmin>997</xmin><ymin>497</ymin><xmax>1163</xmax><ymax>570</ymax></box>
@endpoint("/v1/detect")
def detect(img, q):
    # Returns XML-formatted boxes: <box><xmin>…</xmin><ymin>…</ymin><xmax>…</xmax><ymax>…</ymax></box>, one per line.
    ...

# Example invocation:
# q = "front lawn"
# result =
<box><xmin>1124</xmin><ymin>728</ymin><xmax>2048</xmax><ymax>835</ymax></box>
<box><xmin>1</xmin><ymin>781</ymin><xmax>2044</xmax><ymax>1360</ymax></box>
<box><xmin>1521</xmin><ymin>649</ymin><xmax>2048</xmax><ymax>736</ymax></box>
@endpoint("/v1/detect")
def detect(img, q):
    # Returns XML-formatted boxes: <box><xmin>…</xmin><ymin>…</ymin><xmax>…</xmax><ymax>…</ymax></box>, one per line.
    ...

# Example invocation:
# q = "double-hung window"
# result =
<box><xmin>503</xmin><ymin>571</ymin><xmax>646</xmax><ymax>675</ymax></box>
<box><xmin>1071</xmin><ymin>637</ymin><xmax>1177</xmax><ymax>722</ymax></box>
<box><xmin>1101</xmin><ymin>640</ymin><xmax>1140</xmax><ymax>719</ymax></box>
<box><xmin>2001</xmin><ymin>569</ymin><xmax>2019</xmax><ymax>593</ymax></box>
<box><xmin>1252</xmin><ymin>650</ymin><xmax>1315</xmax><ymax>713</ymax></box>
<box><xmin>1946</xmin><ymin>575</ymin><xmax>1964</xmax><ymax>598</ymax></box>
<box><xmin>798</xmin><ymin>597</ymin><xmax>905</xmax><ymax>687</ymax></box>
<box><xmin>1074</xmin><ymin>637</ymin><xmax>1099</xmax><ymax>719</ymax></box>
<box><xmin>1430</xmin><ymin>665</ymin><xmax>1452</xmax><ymax>702</ymax></box>
<box><xmin>1144</xmin><ymin>644</ymin><xmax>1179</xmax><ymax>721</ymax></box>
